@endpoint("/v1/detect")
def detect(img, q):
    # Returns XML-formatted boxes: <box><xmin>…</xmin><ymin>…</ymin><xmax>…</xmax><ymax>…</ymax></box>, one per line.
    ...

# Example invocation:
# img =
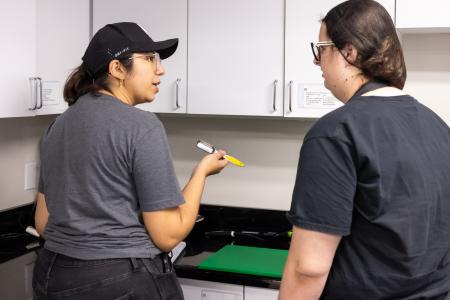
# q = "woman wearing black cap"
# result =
<box><xmin>33</xmin><ymin>22</ymin><xmax>228</xmax><ymax>299</ymax></box>
<box><xmin>279</xmin><ymin>1</ymin><xmax>450</xmax><ymax>299</ymax></box>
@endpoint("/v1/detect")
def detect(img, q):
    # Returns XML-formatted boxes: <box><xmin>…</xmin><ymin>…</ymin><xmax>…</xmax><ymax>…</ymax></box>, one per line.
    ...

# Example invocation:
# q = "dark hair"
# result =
<box><xmin>323</xmin><ymin>0</ymin><xmax>406</xmax><ymax>89</ymax></box>
<box><xmin>63</xmin><ymin>57</ymin><xmax>134</xmax><ymax>106</ymax></box>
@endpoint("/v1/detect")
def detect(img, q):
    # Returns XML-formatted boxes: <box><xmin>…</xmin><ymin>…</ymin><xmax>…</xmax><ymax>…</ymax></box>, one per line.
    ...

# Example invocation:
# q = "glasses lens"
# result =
<box><xmin>151</xmin><ymin>52</ymin><xmax>161</xmax><ymax>71</ymax></box>
<box><xmin>310</xmin><ymin>43</ymin><xmax>320</xmax><ymax>61</ymax></box>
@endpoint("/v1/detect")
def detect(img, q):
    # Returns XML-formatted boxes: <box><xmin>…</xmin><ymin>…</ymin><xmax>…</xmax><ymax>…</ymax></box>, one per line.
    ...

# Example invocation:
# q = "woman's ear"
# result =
<box><xmin>108</xmin><ymin>60</ymin><xmax>127</xmax><ymax>80</ymax></box>
<box><xmin>341</xmin><ymin>43</ymin><xmax>358</xmax><ymax>65</ymax></box>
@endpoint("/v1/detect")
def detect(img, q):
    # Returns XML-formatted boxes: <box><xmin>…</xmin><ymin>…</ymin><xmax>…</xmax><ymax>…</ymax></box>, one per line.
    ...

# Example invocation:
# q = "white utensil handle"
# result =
<box><xmin>196</xmin><ymin>140</ymin><xmax>215</xmax><ymax>154</ymax></box>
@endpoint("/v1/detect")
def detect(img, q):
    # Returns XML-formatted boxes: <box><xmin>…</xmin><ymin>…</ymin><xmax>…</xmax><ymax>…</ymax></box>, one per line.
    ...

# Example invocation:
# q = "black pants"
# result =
<box><xmin>33</xmin><ymin>248</ymin><xmax>184</xmax><ymax>300</ymax></box>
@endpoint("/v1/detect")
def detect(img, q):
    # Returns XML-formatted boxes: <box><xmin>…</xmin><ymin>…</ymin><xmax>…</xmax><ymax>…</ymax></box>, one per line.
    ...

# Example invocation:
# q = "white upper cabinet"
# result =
<box><xmin>35</xmin><ymin>0</ymin><xmax>90</xmax><ymax>115</ymax></box>
<box><xmin>93</xmin><ymin>0</ymin><xmax>188</xmax><ymax>114</ymax></box>
<box><xmin>284</xmin><ymin>0</ymin><xmax>395</xmax><ymax>118</ymax></box>
<box><xmin>396</xmin><ymin>0</ymin><xmax>450</xmax><ymax>33</ymax></box>
<box><xmin>0</xmin><ymin>1</ymin><xmax>37</xmax><ymax>118</ymax></box>
<box><xmin>284</xmin><ymin>0</ymin><xmax>344</xmax><ymax>118</ymax></box>
<box><xmin>0</xmin><ymin>0</ymin><xmax>89</xmax><ymax>118</ymax></box>
<box><xmin>187</xmin><ymin>0</ymin><xmax>284</xmax><ymax>116</ymax></box>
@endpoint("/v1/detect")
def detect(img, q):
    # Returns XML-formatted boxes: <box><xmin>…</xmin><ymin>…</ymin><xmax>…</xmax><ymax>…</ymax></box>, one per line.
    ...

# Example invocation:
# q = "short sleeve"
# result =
<box><xmin>287</xmin><ymin>137</ymin><xmax>357</xmax><ymax>236</ymax></box>
<box><xmin>132</xmin><ymin>123</ymin><xmax>185</xmax><ymax>212</ymax></box>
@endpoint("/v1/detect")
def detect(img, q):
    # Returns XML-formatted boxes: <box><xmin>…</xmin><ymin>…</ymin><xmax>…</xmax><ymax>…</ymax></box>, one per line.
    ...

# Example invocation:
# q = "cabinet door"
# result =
<box><xmin>188</xmin><ymin>0</ymin><xmax>284</xmax><ymax>116</ymax></box>
<box><xmin>0</xmin><ymin>252</ymin><xmax>37</xmax><ymax>300</ymax></box>
<box><xmin>284</xmin><ymin>0</ymin><xmax>395</xmax><ymax>118</ymax></box>
<box><xmin>284</xmin><ymin>0</ymin><xmax>343</xmax><ymax>118</ymax></box>
<box><xmin>0</xmin><ymin>1</ymin><xmax>37</xmax><ymax>118</ymax></box>
<box><xmin>244</xmin><ymin>286</ymin><xmax>279</xmax><ymax>300</ymax></box>
<box><xmin>396</xmin><ymin>0</ymin><xmax>450</xmax><ymax>33</ymax></box>
<box><xmin>35</xmin><ymin>0</ymin><xmax>90</xmax><ymax>116</ymax></box>
<box><xmin>180</xmin><ymin>278</ymin><xmax>243</xmax><ymax>300</ymax></box>
<box><xmin>93</xmin><ymin>0</ymin><xmax>187</xmax><ymax>114</ymax></box>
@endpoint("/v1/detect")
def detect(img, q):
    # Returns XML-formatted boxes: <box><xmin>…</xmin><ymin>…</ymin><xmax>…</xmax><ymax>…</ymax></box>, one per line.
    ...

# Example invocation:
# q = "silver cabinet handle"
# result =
<box><xmin>175</xmin><ymin>78</ymin><xmax>181</xmax><ymax>109</ymax></box>
<box><xmin>289</xmin><ymin>80</ymin><xmax>293</xmax><ymax>112</ymax></box>
<box><xmin>273</xmin><ymin>79</ymin><xmax>278</xmax><ymax>112</ymax></box>
<box><xmin>28</xmin><ymin>77</ymin><xmax>38</xmax><ymax>110</ymax></box>
<box><xmin>36</xmin><ymin>77</ymin><xmax>43</xmax><ymax>109</ymax></box>
<box><xmin>28</xmin><ymin>78</ymin><xmax>37</xmax><ymax>110</ymax></box>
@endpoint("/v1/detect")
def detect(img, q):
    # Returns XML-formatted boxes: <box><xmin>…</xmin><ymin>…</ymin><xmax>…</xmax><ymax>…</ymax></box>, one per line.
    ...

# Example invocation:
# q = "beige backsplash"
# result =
<box><xmin>161</xmin><ymin>115</ymin><xmax>314</xmax><ymax>211</ymax></box>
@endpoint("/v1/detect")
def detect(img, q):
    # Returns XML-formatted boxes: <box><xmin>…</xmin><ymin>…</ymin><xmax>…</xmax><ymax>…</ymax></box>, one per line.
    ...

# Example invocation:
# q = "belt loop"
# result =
<box><xmin>130</xmin><ymin>257</ymin><xmax>139</xmax><ymax>271</ymax></box>
<box><xmin>140</xmin><ymin>258</ymin><xmax>153</xmax><ymax>274</ymax></box>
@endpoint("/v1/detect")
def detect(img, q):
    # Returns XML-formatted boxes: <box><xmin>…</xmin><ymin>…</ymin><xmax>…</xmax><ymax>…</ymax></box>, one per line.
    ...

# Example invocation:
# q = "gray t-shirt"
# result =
<box><xmin>38</xmin><ymin>93</ymin><xmax>184</xmax><ymax>259</ymax></box>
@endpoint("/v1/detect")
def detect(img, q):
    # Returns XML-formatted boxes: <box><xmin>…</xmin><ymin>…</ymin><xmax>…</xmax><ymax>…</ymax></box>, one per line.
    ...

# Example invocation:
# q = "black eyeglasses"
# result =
<box><xmin>310</xmin><ymin>41</ymin><xmax>335</xmax><ymax>62</ymax></box>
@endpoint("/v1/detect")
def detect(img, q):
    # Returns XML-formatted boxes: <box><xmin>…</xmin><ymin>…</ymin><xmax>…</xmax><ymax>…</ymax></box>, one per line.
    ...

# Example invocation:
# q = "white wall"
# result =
<box><xmin>402</xmin><ymin>33</ymin><xmax>450</xmax><ymax>124</ymax></box>
<box><xmin>0</xmin><ymin>115</ymin><xmax>56</xmax><ymax>212</ymax></box>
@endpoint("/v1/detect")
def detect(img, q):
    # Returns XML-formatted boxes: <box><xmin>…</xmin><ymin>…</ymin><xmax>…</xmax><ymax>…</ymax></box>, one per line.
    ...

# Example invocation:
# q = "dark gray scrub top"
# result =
<box><xmin>288</xmin><ymin>93</ymin><xmax>450</xmax><ymax>299</ymax></box>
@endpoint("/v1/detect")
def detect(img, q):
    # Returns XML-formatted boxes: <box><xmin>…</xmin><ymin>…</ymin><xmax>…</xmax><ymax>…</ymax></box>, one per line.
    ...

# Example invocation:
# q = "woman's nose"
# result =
<box><xmin>313</xmin><ymin>58</ymin><xmax>320</xmax><ymax>66</ymax></box>
<box><xmin>156</xmin><ymin>64</ymin><xmax>165</xmax><ymax>76</ymax></box>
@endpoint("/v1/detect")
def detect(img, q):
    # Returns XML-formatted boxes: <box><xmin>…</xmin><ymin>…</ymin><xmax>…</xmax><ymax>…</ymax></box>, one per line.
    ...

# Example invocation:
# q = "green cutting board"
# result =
<box><xmin>198</xmin><ymin>245</ymin><xmax>288</xmax><ymax>278</ymax></box>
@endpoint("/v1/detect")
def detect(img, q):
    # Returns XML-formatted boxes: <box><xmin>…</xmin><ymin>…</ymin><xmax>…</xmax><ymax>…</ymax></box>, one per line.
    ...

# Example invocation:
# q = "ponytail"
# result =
<box><xmin>63</xmin><ymin>64</ymin><xmax>107</xmax><ymax>105</ymax></box>
<box><xmin>63</xmin><ymin>58</ymin><xmax>134</xmax><ymax>106</ymax></box>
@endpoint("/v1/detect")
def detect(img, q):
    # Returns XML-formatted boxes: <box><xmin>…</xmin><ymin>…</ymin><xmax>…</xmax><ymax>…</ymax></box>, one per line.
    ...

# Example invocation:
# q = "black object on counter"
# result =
<box><xmin>0</xmin><ymin>204</ymin><xmax>42</xmax><ymax>264</ymax></box>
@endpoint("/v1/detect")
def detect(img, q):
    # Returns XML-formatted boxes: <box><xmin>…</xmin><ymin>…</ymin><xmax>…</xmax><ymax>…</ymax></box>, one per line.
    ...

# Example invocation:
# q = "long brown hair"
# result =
<box><xmin>323</xmin><ymin>0</ymin><xmax>406</xmax><ymax>89</ymax></box>
<box><xmin>63</xmin><ymin>58</ymin><xmax>133</xmax><ymax>106</ymax></box>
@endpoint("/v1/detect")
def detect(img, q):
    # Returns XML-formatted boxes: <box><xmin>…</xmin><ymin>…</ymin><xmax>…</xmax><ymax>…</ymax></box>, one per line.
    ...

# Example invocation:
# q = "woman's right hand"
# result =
<box><xmin>146</xmin><ymin>151</ymin><xmax>229</xmax><ymax>252</ymax></box>
<box><xmin>194</xmin><ymin>150</ymin><xmax>229</xmax><ymax>177</ymax></box>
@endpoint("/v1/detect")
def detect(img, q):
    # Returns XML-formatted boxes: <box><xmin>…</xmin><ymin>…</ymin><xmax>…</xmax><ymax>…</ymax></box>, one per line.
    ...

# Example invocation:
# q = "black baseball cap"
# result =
<box><xmin>82</xmin><ymin>22</ymin><xmax>178</xmax><ymax>78</ymax></box>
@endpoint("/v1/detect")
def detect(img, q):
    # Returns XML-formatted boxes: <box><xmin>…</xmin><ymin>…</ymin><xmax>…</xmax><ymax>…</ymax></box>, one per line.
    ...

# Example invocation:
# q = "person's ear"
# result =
<box><xmin>341</xmin><ymin>43</ymin><xmax>358</xmax><ymax>64</ymax></box>
<box><xmin>108</xmin><ymin>59</ymin><xmax>127</xmax><ymax>80</ymax></box>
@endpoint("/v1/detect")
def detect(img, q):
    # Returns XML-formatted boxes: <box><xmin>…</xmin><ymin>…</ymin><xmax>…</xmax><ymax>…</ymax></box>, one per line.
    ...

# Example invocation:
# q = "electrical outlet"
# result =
<box><xmin>24</xmin><ymin>162</ymin><xmax>38</xmax><ymax>190</ymax></box>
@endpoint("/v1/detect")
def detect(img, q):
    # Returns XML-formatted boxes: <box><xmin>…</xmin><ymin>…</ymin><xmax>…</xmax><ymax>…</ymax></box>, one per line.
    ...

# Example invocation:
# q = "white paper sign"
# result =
<box><xmin>298</xmin><ymin>84</ymin><xmax>343</xmax><ymax>110</ymax></box>
<box><xmin>42</xmin><ymin>81</ymin><xmax>61</xmax><ymax>106</ymax></box>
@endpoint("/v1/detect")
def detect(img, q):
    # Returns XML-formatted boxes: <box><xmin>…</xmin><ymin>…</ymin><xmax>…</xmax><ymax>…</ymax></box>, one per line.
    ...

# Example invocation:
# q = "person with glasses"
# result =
<box><xmin>280</xmin><ymin>1</ymin><xmax>450</xmax><ymax>299</ymax></box>
<box><xmin>33</xmin><ymin>22</ymin><xmax>228</xmax><ymax>299</ymax></box>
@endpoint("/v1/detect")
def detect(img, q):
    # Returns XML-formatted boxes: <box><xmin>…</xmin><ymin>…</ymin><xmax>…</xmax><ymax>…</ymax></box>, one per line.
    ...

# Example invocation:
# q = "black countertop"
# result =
<box><xmin>0</xmin><ymin>203</ymin><xmax>291</xmax><ymax>289</ymax></box>
<box><xmin>0</xmin><ymin>204</ymin><xmax>42</xmax><ymax>264</ymax></box>
<box><xmin>174</xmin><ymin>204</ymin><xmax>291</xmax><ymax>289</ymax></box>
